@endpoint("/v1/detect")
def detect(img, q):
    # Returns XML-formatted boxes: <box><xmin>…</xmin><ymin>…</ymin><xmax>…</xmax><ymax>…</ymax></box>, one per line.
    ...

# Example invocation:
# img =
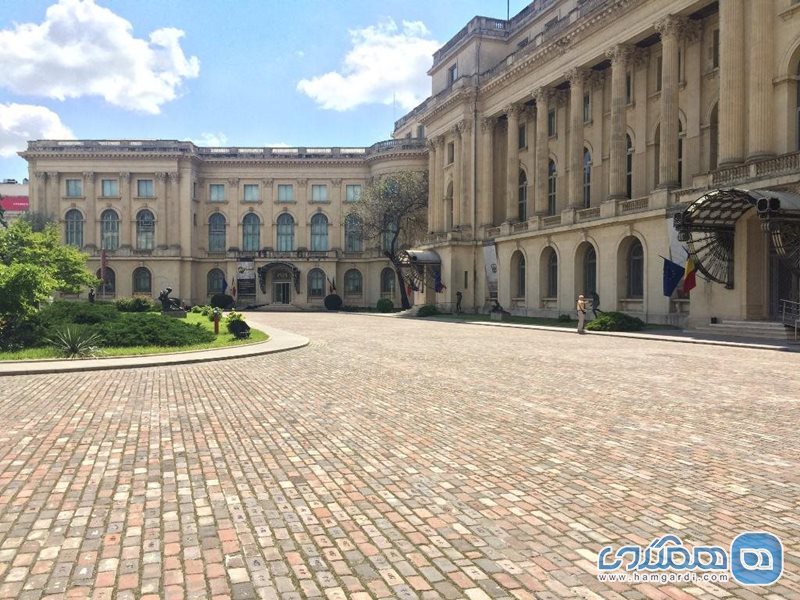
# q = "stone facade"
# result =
<box><xmin>396</xmin><ymin>0</ymin><xmax>800</xmax><ymax>325</ymax></box>
<box><xmin>22</xmin><ymin>140</ymin><xmax>427</xmax><ymax>308</ymax></box>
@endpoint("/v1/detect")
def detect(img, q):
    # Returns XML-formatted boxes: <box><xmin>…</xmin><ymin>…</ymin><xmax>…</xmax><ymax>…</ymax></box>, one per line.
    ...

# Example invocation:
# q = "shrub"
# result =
<box><xmin>0</xmin><ymin>315</ymin><xmax>44</xmax><ymax>350</ymax></box>
<box><xmin>376</xmin><ymin>298</ymin><xmax>394</xmax><ymax>313</ymax></box>
<box><xmin>190</xmin><ymin>305</ymin><xmax>206</xmax><ymax>314</ymax></box>
<box><xmin>38</xmin><ymin>301</ymin><xmax>118</xmax><ymax>327</ymax></box>
<box><xmin>210</xmin><ymin>293</ymin><xmax>235</xmax><ymax>309</ymax></box>
<box><xmin>416</xmin><ymin>304</ymin><xmax>441</xmax><ymax>317</ymax></box>
<box><xmin>46</xmin><ymin>327</ymin><xmax>102</xmax><ymax>358</ymax></box>
<box><xmin>94</xmin><ymin>313</ymin><xmax>215</xmax><ymax>347</ymax></box>
<box><xmin>586</xmin><ymin>311</ymin><xmax>645</xmax><ymax>332</ymax></box>
<box><xmin>225</xmin><ymin>312</ymin><xmax>251</xmax><ymax>339</ymax></box>
<box><xmin>208</xmin><ymin>307</ymin><xmax>222</xmax><ymax>322</ymax></box>
<box><xmin>324</xmin><ymin>294</ymin><xmax>343</xmax><ymax>311</ymax></box>
<box><xmin>557</xmin><ymin>313</ymin><xmax>572</xmax><ymax>322</ymax></box>
<box><xmin>115</xmin><ymin>297</ymin><xmax>159</xmax><ymax>312</ymax></box>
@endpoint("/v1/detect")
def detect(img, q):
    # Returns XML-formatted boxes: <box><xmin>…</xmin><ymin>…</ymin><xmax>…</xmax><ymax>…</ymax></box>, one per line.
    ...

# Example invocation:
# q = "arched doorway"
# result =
<box><xmin>272</xmin><ymin>270</ymin><xmax>293</xmax><ymax>304</ymax></box>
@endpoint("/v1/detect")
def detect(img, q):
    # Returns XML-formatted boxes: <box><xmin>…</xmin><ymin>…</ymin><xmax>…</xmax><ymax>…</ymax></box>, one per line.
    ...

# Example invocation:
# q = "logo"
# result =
<box><xmin>730</xmin><ymin>532</ymin><xmax>783</xmax><ymax>586</ymax></box>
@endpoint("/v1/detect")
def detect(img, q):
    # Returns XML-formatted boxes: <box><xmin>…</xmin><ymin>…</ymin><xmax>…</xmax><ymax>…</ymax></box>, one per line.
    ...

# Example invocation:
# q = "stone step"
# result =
<box><xmin>695</xmin><ymin>321</ymin><xmax>794</xmax><ymax>340</ymax></box>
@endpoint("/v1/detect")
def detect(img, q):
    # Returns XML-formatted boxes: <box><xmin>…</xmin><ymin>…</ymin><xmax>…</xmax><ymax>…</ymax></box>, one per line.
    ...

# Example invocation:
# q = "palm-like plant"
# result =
<box><xmin>46</xmin><ymin>327</ymin><xmax>102</xmax><ymax>359</ymax></box>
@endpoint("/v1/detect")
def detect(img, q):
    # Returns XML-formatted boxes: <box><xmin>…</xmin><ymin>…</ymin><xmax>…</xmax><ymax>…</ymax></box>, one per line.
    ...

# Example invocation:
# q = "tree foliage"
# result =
<box><xmin>353</xmin><ymin>170</ymin><xmax>428</xmax><ymax>309</ymax></box>
<box><xmin>0</xmin><ymin>220</ymin><xmax>96</xmax><ymax>318</ymax></box>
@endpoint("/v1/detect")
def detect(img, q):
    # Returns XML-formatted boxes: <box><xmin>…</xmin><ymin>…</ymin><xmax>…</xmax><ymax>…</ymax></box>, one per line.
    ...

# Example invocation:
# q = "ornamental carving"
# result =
<box><xmin>155</xmin><ymin>172</ymin><xmax>167</xmax><ymax>180</ymax></box>
<box><xmin>34</xmin><ymin>171</ymin><xmax>46</xmax><ymax>180</ymax></box>
<box><xmin>119</xmin><ymin>172</ymin><xmax>130</xmax><ymax>181</ymax></box>
<box><xmin>565</xmin><ymin>67</ymin><xmax>589</xmax><ymax>86</ymax></box>
<box><xmin>533</xmin><ymin>87</ymin><xmax>554</xmax><ymax>105</ymax></box>
<box><xmin>261</xmin><ymin>178</ymin><xmax>273</xmax><ymax>187</ymax></box>
<box><xmin>297</xmin><ymin>178</ymin><xmax>307</xmax><ymax>187</ymax></box>
<box><xmin>606</xmin><ymin>44</ymin><xmax>633</xmax><ymax>66</ymax></box>
<box><xmin>457</xmin><ymin>120</ymin><xmax>472</xmax><ymax>135</ymax></box>
<box><xmin>654</xmin><ymin>15</ymin><xmax>695</xmax><ymax>40</ymax></box>
<box><xmin>83</xmin><ymin>171</ymin><xmax>95</xmax><ymax>181</ymax></box>
<box><xmin>47</xmin><ymin>171</ymin><xmax>58</xmax><ymax>180</ymax></box>
<box><xmin>505</xmin><ymin>104</ymin><xmax>522</xmax><ymax>118</ymax></box>
<box><xmin>330</xmin><ymin>178</ymin><xmax>342</xmax><ymax>187</ymax></box>
<box><xmin>168</xmin><ymin>172</ymin><xmax>180</xmax><ymax>182</ymax></box>
<box><xmin>227</xmin><ymin>178</ymin><xmax>239</xmax><ymax>186</ymax></box>
<box><xmin>480</xmin><ymin>117</ymin><xmax>496</xmax><ymax>133</ymax></box>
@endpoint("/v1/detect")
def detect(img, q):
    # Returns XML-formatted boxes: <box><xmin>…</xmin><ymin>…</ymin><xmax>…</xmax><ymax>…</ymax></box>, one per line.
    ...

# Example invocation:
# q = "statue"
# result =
<box><xmin>158</xmin><ymin>287</ymin><xmax>182</xmax><ymax>311</ymax></box>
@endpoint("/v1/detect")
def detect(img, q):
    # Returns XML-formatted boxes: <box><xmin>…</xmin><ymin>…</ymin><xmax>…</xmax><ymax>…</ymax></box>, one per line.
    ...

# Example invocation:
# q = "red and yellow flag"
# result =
<box><xmin>683</xmin><ymin>257</ymin><xmax>697</xmax><ymax>293</ymax></box>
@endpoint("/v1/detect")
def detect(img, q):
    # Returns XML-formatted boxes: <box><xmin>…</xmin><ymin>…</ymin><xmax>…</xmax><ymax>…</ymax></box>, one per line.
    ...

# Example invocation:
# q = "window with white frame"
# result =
<box><xmin>345</xmin><ymin>184</ymin><xmax>362</xmax><ymax>202</ymax></box>
<box><xmin>308</xmin><ymin>269</ymin><xmax>325</xmax><ymax>298</ymax></box>
<box><xmin>344</xmin><ymin>269</ymin><xmax>363</xmax><ymax>295</ymax></box>
<box><xmin>100</xmin><ymin>209</ymin><xmax>119</xmax><ymax>250</ymax></box>
<box><xmin>242</xmin><ymin>213</ymin><xmax>260</xmax><ymax>251</ymax></box>
<box><xmin>311</xmin><ymin>184</ymin><xmax>328</xmax><ymax>202</ymax></box>
<box><xmin>136</xmin><ymin>209</ymin><xmax>155</xmax><ymax>250</ymax></box>
<box><xmin>208</xmin><ymin>213</ymin><xmax>226</xmax><ymax>252</ymax></box>
<box><xmin>345</xmin><ymin>214</ymin><xmax>363</xmax><ymax>252</ymax></box>
<box><xmin>310</xmin><ymin>213</ymin><xmax>328</xmax><ymax>251</ymax></box>
<box><xmin>101</xmin><ymin>179</ymin><xmax>118</xmax><ymax>197</ymax></box>
<box><xmin>243</xmin><ymin>184</ymin><xmax>259</xmax><ymax>202</ymax></box>
<box><xmin>65</xmin><ymin>179</ymin><xmax>82</xmax><ymax>197</ymax></box>
<box><xmin>276</xmin><ymin>213</ymin><xmax>294</xmax><ymax>251</ymax></box>
<box><xmin>277</xmin><ymin>184</ymin><xmax>294</xmax><ymax>202</ymax></box>
<box><xmin>137</xmin><ymin>179</ymin><xmax>154</xmax><ymax>198</ymax></box>
<box><xmin>209</xmin><ymin>183</ymin><xmax>225</xmax><ymax>202</ymax></box>
<box><xmin>64</xmin><ymin>209</ymin><xmax>83</xmax><ymax>247</ymax></box>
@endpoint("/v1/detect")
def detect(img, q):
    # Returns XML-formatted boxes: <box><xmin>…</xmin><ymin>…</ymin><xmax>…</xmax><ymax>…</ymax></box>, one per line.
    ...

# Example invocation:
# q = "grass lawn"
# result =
<box><xmin>0</xmin><ymin>313</ymin><xmax>268</xmax><ymax>361</ymax></box>
<box><xmin>435</xmin><ymin>313</ymin><xmax>679</xmax><ymax>330</ymax></box>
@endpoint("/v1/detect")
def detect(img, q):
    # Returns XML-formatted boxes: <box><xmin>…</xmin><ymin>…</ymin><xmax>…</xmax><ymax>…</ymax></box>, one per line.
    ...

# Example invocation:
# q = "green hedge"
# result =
<box><xmin>94</xmin><ymin>313</ymin><xmax>215</xmax><ymax>346</ymax></box>
<box><xmin>115</xmin><ymin>297</ymin><xmax>160</xmax><ymax>312</ymax></box>
<box><xmin>376</xmin><ymin>298</ymin><xmax>394</xmax><ymax>313</ymax></box>
<box><xmin>585</xmin><ymin>311</ymin><xmax>645</xmax><ymax>332</ymax></box>
<box><xmin>416</xmin><ymin>304</ymin><xmax>441</xmax><ymax>317</ymax></box>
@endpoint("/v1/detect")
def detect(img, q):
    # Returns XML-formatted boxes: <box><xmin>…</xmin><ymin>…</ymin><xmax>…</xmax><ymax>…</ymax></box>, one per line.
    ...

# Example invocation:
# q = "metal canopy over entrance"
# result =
<box><xmin>673</xmin><ymin>188</ymin><xmax>800</xmax><ymax>288</ymax></box>
<box><xmin>257</xmin><ymin>262</ymin><xmax>301</xmax><ymax>294</ymax></box>
<box><xmin>398</xmin><ymin>249</ymin><xmax>442</xmax><ymax>291</ymax></box>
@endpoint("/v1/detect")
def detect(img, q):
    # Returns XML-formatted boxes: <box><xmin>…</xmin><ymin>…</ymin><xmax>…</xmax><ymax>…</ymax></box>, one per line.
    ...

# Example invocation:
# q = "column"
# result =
<box><xmin>567</xmin><ymin>68</ymin><xmax>586</xmax><ymax>207</ymax></box>
<box><xmin>427</xmin><ymin>140</ymin><xmax>437</xmax><ymax>232</ymax></box>
<box><xmin>459</xmin><ymin>120</ymin><xmax>473</xmax><ymax>228</ymax></box>
<box><xmin>747</xmin><ymin>0</ymin><xmax>774</xmax><ymax>161</ymax></box>
<box><xmin>156</xmin><ymin>172</ymin><xmax>168</xmax><ymax>248</ymax></box>
<box><xmin>479</xmin><ymin>117</ymin><xmax>495</xmax><ymax>227</ymax></box>
<box><xmin>607</xmin><ymin>45</ymin><xmax>632</xmax><ymax>199</ymax></box>
<box><xmin>534</xmin><ymin>88</ymin><xmax>550</xmax><ymax>215</ymax></box>
<box><xmin>84</xmin><ymin>171</ymin><xmax>96</xmax><ymax>246</ymax></box>
<box><xmin>46</xmin><ymin>171</ymin><xmax>59</xmax><ymax>220</ymax></box>
<box><xmin>655</xmin><ymin>16</ymin><xmax>681</xmax><ymax>188</ymax></box>
<box><xmin>33</xmin><ymin>172</ymin><xmax>46</xmax><ymax>215</ymax></box>
<box><xmin>453</xmin><ymin>125</ymin><xmax>462</xmax><ymax>227</ymax></box>
<box><xmin>505</xmin><ymin>104</ymin><xmax>520</xmax><ymax>221</ymax></box>
<box><xmin>168</xmin><ymin>172</ymin><xmax>180</xmax><ymax>249</ymax></box>
<box><xmin>438</xmin><ymin>136</ymin><xmax>447</xmax><ymax>231</ymax></box>
<box><xmin>718</xmin><ymin>0</ymin><xmax>745</xmax><ymax>166</ymax></box>
<box><xmin>119</xmin><ymin>172</ymin><xmax>131</xmax><ymax>247</ymax></box>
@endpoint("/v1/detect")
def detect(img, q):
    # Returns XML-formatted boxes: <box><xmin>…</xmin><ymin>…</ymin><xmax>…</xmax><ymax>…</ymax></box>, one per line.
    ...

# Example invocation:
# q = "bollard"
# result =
<box><xmin>213</xmin><ymin>311</ymin><xmax>220</xmax><ymax>335</ymax></box>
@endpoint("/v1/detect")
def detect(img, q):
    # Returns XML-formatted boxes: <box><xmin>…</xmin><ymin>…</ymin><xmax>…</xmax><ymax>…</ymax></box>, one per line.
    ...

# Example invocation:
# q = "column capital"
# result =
<box><xmin>82</xmin><ymin>171</ymin><xmax>95</xmax><ymax>182</ymax></box>
<box><xmin>505</xmin><ymin>104</ymin><xmax>522</xmax><ymax>118</ymax></box>
<box><xmin>480</xmin><ymin>116</ymin><xmax>497</xmax><ymax>132</ymax></box>
<box><xmin>587</xmin><ymin>70</ymin><xmax>606</xmax><ymax>89</ymax></box>
<box><xmin>426</xmin><ymin>139</ymin><xmax>437</xmax><ymax>151</ymax></box>
<box><xmin>46</xmin><ymin>171</ymin><xmax>59</xmax><ymax>180</ymax></box>
<box><xmin>606</xmin><ymin>44</ymin><xmax>633</xmax><ymax>66</ymax></box>
<box><xmin>330</xmin><ymin>178</ymin><xmax>342</xmax><ymax>187</ymax></box>
<box><xmin>227</xmin><ymin>177</ymin><xmax>239</xmax><ymax>186</ymax></box>
<box><xmin>119</xmin><ymin>172</ymin><xmax>130</xmax><ymax>181</ymax></box>
<box><xmin>34</xmin><ymin>171</ymin><xmax>47</xmax><ymax>180</ymax></box>
<box><xmin>168</xmin><ymin>171</ymin><xmax>180</xmax><ymax>182</ymax></box>
<box><xmin>433</xmin><ymin>135</ymin><xmax>446</xmax><ymax>148</ymax></box>
<box><xmin>457</xmin><ymin>119</ymin><xmax>472</xmax><ymax>135</ymax></box>
<box><xmin>565</xmin><ymin>67</ymin><xmax>589</xmax><ymax>86</ymax></box>
<box><xmin>654</xmin><ymin>15</ymin><xmax>698</xmax><ymax>41</ymax></box>
<box><xmin>261</xmin><ymin>178</ymin><xmax>273</xmax><ymax>187</ymax></box>
<box><xmin>155</xmin><ymin>171</ymin><xmax>167</xmax><ymax>181</ymax></box>
<box><xmin>533</xmin><ymin>87</ymin><xmax>553</xmax><ymax>104</ymax></box>
<box><xmin>296</xmin><ymin>178</ymin><xmax>307</xmax><ymax>187</ymax></box>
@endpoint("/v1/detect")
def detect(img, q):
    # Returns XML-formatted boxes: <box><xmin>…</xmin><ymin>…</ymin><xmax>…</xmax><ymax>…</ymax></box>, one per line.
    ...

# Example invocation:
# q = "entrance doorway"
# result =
<box><xmin>769</xmin><ymin>247</ymin><xmax>798</xmax><ymax>319</ymax></box>
<box><xmin>272</xmin><ymin>270</ymin><xmax>292</xmax><ymax>304</ymax></box>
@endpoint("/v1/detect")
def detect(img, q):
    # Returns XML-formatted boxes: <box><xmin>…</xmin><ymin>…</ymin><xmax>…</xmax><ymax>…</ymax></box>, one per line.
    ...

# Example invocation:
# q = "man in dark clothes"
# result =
<box><xmin>591</xmin><ymin>291</ymin><xmax>602</xmax><ymax>318</ymax></box>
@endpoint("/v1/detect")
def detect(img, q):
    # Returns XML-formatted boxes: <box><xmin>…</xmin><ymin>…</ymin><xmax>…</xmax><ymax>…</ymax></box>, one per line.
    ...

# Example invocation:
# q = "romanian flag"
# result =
<box><xmin>683</xmin><ymin>257</ymin><xmax>697</xmax><ymax>293</ymax></box>
<box><xmin>662</xmin><ymin>257</ymin><xmax>685</xmax><ymax>297</ymax></box>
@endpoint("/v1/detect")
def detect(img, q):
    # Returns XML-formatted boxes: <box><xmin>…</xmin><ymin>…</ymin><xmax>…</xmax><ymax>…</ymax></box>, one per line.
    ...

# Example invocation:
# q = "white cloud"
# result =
<box><xmin>0</xmin><ymin>103</ymin><xmax>74</xmax><ymax>157</ymax></box>
<box><xmin>297</xmin><ymin>19</ymin><xmax>438</xmax><ymax>111</ymax></box>
<box><xmin>0</xmin><ymin>0</ymin><xmax>200</xmax><ymax>114</ymax></box>
<box><xmin>194</xmin><ymin>132</ymin><xmax>228</xmax><ymax>146</ymax></box>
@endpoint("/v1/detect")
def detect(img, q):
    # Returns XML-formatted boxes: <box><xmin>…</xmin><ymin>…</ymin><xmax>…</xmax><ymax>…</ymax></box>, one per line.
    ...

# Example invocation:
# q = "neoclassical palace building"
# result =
<box><xmin>396</xmin><ymin>0</ymin><xmax>800</xmax><ymax>327</ymax></box>
<box><xmin>22</xmin><ymin>0</ymin><xmax>800</xmax><ymax>324</ymax></box>
<box><xmin>21</xmin><ymin>140</ymin><xmax>426</xmax><ymax>307</ymax></box>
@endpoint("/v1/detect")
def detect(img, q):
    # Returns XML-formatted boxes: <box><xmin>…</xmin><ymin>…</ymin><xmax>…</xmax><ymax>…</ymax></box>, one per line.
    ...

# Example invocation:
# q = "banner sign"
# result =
<box><xmin>483</xmin><ymin>242</ymin><xmax>498</xmax><ymax>299</ymax></box>
<box><xmin>0</xmin><ymin>195</ymin><xmax>28</xmax><ymax>211</ymax></box>
<box><xmin>236</xmin><ymin>260</ymin><xmax>255</xmax><ymax>280</ymax></box>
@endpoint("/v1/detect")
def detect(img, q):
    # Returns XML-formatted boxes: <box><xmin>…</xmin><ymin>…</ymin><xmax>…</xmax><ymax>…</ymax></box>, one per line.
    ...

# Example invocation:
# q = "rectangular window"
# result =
<box><xmin>518</xmin><ymin>124</ymin><xmax>527</xmax><ymax>149</ymax></box>
<box><xmin>447</xmin><ymin>142</ymin><xmax>455</xmax><ymax>164</ymax></box>
<box><xmin>192</xmin><ymin>181</ymin><xmax>197</xmax><ymax>199</ymax></box>
<box><xmin>583</xmin><ymin>93</ymin><xmax>591</xmax><ymax>123</ymax></box>
<box><xmin>137</xmin><ymin>179</ymin><xmax>154</xmax><ymax>198</ymax></box>
<box><xmin>65</xmin><ymin>179</ymin><xmax>82</xmax><ymax>197</ymax></box>
<box><xmin>243</xmin><ymin>184</ymin><xmax>259</xmax><ymax>202</ymax></box>
<box><xmin>346</xmin><ymin>184</ymin><xmax>362</xmax><ymax>202</ymax></box>
<box><xmin>448</xmin><ymin>64</ymin><xmax>458</xmax><ymax>86</ymax></box>
<box><xmin>464</xmin><ymin>270</ymin><xmax>468</xmax><ymax>289</ymax></box>
<box><xmin>311</xmin><ymin>184</ymin><xmax>328</xmax><ymax>202</ymax></box>
<box><xmin>209</xmin><ymin>183</ymin><xmax>225</xmax><ymax>202</ymax></box>
<box><xmin>625</xmin><ymin>71</ymin><xmax>633</xmax><ymax>104</ymax></box>
<box><xmin>656</xmin><ymin>55</ymin><xmax>663</xmax><ymax>92</ymax></box>
<box><xmin>678</xmin><ymin>48</ymin><xmax>683</xmax><ymax>81</ymax></box>
<box><xmin>101</xmin><ymin>179</ymin><xmax>118</xmax><ymax>197</ymax></box>
<box><xmin>416</xmin><ymin>125</ymin><xmax>425</xmax><ymax>138</ymax></box>
<box><xmin>547</xmin><ymin>109</ymin><xmax>557</xmax><ymax>137</ymax></box>
<box><xmin>712</xmin><ymin>29</ymin><xmax>720</xmax><ymax>69</ymax></box>
<box><xmin>277</xmin><ymin>184</ymin><xmax>294</xmax><ymax>202</ymax></box>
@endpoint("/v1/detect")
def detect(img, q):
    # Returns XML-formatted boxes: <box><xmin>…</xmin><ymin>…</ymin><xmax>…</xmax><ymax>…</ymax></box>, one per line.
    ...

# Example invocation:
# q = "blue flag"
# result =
<box><xmin>662</xmin><ymin>257</ymin><xmax>684</xmax><ymax>296</ymax></box>
<box><xmin>222</xmin><ymin>275</ymin><xmax>228</xmax><ymax>294</ymax></box>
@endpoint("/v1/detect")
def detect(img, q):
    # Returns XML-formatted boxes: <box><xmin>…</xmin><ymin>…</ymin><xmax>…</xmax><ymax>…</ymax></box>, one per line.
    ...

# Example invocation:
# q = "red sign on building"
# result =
<box><xmin>0</xmin><ymin>196</ymin><xmax>29</xmax><ymax>211</ymax></box>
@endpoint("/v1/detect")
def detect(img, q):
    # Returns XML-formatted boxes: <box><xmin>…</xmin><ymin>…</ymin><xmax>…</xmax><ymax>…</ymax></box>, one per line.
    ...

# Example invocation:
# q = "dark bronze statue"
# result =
<box><xmin>158</xmin><ymin>287</ymin><xmax>182</xmax><ymax>311</ymax></box>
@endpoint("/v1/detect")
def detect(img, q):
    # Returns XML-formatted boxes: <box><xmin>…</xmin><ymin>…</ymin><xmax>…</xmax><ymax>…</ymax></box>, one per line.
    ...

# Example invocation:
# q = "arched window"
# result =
<box><xmin>344</xmin><ymin>269</ymin><xmax>363</xmax><ymax>296</ymax></box>
<box><xmin>345</xmin><ymin>214</ymin><xmax>363</xmax><ymax>252</ymax></box>
<box><xmin>627</xmin><ymin>239</ymin><xmax>644</xmax><ymax>298</ymax></box>
<box><xmin>132</xmin><ymin>267</ymin><xmax>152</xmax><ymax>294</ymax></box>
<box><xmin>100</xmin><ymin>209</ymin><xmax>119</xmax><ymax>251</ymax></box>
<box><xmin>547</xmin><ymin>160</ymin><xmax>557</xmax><ymax>216</ymax></box>
<box><xmin>626</xmin><ymin>134</ymin><xmax>634</xmax><ymax>199</ymax></box>
<box><xmin>511</xmin><ymin>251</ymin><xmax>526</xmax><ymax>298</ymax></box>
<box><xmin>276</xmin><ymin>213</ymin><xmax>294</xmax><ymax>251</ymax></box>
<box><xmin>207</xmin><ymin>268</ymin><xmax>225</xmax><ymax>295</ymax></box>
<box><xmin>445</xmin><ymin>182</ymin><xmax>454</xmax><ymax>230</ymax></box>
<box><xmin>308</xmin><ymin>268</ymin><xmax>325</xmax><ymax>298</ymax></box>
<box><xmin>547</xmin><ymin>251</ymin><xmax>558</xmax><ymax>298</ymax></box>
<box><xmin>96</xmin><ymin>267</ymin><xmax>115</xmax><ymax>296</ymax></box>
<box><xmin>518</xmin><ymin>170</ymin><xmax>528</xmax><ymax>221</ymax></box>
<box><xmin>208</xmin><ymin>213</ymin><xmax>226</xmax><ymax>252</ymax></box>
<box><xmin>65</xmin><ymin>209</ymin><xmax>83</xmax><ymax>247</ymax></box>
<box><xmin>242</xmin><ymin>213</ymin><xmax>260</xmax><ymax>252</ymax></box>
<box><xmin>584</xmin><ymin>246</ymin><xmax>597</xmax><ymax>295</ymax></box>
<box><xmin>709</xmin><ymin>104</ymin><xmax>718</xmax><ymax>171</ymax></box>
<box><xmin>582</xmin><ymin>148</ymin><xmax>592</xmax><ymax>208</ymax></box>
<box><xmin>310</xmin><ymin>213</ymin><xmax>328</xmax><ymax>251</ymax></box>
<box><xmin>136</xmin><ymin>209</ymin><xmax>155</xmax><ymax>250</ymax></box>
<box><xmin>380</xmin><ymin>267</ymin><xmax>396</xmax><ymax>296</ymax></box>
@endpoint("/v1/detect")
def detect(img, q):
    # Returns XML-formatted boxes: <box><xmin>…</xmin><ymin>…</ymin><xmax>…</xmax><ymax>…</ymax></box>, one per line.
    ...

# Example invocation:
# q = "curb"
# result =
<box><xmin>0</xmin><ymin>326</ymin><xmax>310</xmax><ymax>377</ymax></box>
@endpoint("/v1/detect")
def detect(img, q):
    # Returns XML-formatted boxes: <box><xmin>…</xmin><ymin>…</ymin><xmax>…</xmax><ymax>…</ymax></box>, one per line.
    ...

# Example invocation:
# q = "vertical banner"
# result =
<box><xmin>236</xmin><ymin>259</ymin><xmax>256</xmax><ymax>296</ymax></box>
<box><xmin>483</xmin><ymin>242</ymin><xmax>498</xmax><ymax>299</ymax></box>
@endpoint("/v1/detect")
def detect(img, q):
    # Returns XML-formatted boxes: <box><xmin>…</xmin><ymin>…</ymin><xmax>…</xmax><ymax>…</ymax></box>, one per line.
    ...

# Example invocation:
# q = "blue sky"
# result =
<box><xmin>0</xmin><ymin>0</ymin><xmax>529</xmax><ymax>181</ymax></box>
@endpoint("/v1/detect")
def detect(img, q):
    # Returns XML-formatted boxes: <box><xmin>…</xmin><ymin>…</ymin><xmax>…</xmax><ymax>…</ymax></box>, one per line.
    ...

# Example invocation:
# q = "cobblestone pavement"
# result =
<box><xmin>0</xmin><ymin>312</ymin><xmax>798</xmax><ymax>600</ymax></box>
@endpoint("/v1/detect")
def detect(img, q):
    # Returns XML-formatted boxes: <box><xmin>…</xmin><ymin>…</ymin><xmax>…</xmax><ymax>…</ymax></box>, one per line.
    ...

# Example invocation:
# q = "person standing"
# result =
<box><xmin>456</xmin><ymin>290</ymin><xmax>463</xmax><ymax>313</ymax></box>
<box><xmin>591</xmin><ymin>290</ymin><xmax>601</xmax><ymax>318</ymax></box>
<box><xmin>577</xmin><ymin>294</ymin><xmax>587</xmax><ymax>334</ymax></box>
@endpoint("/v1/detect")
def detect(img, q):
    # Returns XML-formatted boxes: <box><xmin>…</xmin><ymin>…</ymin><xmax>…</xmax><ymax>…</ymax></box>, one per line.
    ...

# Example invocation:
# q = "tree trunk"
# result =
<box><xmin>395</xmin><ymin>263</ymin><xmax>411</xmax><ymax>309</ymax></box>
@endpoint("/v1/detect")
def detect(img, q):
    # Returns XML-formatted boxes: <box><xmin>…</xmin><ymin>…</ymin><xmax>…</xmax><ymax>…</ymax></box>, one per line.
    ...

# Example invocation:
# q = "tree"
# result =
<box><xmin>0</xmin><ymin>220</ymin><xmax>97</xmax><ymax>319</ymax></box>
<box><xmin>354</xmin><ymin>171</ymin><xmax>428</xmax><ymax>309</ymax></box>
